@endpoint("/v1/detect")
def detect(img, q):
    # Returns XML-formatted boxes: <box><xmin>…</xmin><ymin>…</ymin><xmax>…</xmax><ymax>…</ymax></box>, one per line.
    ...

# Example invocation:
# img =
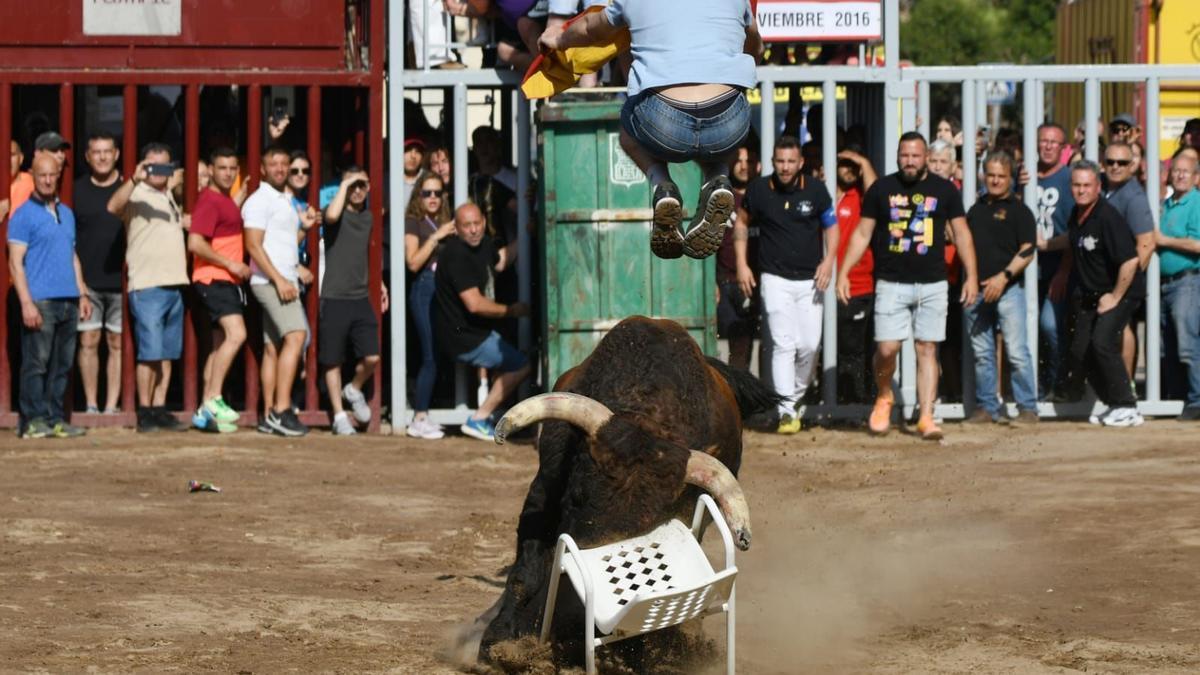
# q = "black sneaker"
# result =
<box><xmin>256</xmin><ymin>418</ymin><xmax>274</xmax><ymax>434</ymax></box>
<box><xmin>154</xmin><ymin>407</ymin><xmax>188</xmax><ymax>432</ymax></box>
<box><xmin>266</xmin><ymin>408</ymin><xmax>308</xmax><ymax>437</ymax></box>
<box><xmin>137</xmin><ymin>408</ymin><xmax>160</xmax><ymax>433</ymax></box>
<box><xmin>1179</xmin><ymin>405</ymin><xmax>1200</xmax><ymax>421</ymax></box>
<box><xmin>682</xmin><ymin>175</ymin><xmax>734</xmax><ymax>259</ymax></box>
<box><xmin>650</xmin><ymin>181</ymin><xmax>684</xmax><ymax>259</ymax></box>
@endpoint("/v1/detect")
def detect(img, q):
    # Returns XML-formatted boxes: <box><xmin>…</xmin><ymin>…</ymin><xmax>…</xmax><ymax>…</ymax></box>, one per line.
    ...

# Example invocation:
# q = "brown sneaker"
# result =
<box><xmin>963</xmin><ymin>409</ymin><xmax>994</xmax><ymax>425</ymax></box>
<box><xmin>916</xmin><ymin>416</ymin><xmax>944</xmax><ymax>441</ymax></box>
<box><xmin>1013</xmin><ymin>409</ymin><xmax>1039</xmax><ymax>425</ymax></box>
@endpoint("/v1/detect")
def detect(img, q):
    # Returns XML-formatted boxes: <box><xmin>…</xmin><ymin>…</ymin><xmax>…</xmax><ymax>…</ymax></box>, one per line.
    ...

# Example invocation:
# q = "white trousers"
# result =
<box><xmin>409</xmin><ymin>0</ymin><xmax>452</xmax><ymax>68</ymax></box>
<box><xmin>761</xmin><ymin>272</ymin><xmax>824</xmax><ymax>415</ymax></box>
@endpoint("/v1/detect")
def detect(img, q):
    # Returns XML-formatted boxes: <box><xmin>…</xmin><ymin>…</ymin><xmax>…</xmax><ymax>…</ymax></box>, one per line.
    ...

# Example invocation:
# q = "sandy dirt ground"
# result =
<box><xmin>1</xmin><ymin>419</ymin><xmax>1199</xmax><ymax>673</ymax></box>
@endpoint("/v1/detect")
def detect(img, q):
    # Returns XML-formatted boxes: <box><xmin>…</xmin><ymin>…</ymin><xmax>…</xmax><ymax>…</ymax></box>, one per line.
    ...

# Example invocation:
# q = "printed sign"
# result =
<box><xmin>609</xmin><ymin>133</ymin><xmax>646</xmax><ymax>188</ymax></box>
<box><xmin>83</xmin><ymin>0</ymin><xmax>181</xmax><ymax>37</ymax></box>
<box><xmin>755</xmin><ymin>0</ymin><xmax>882</xmax><ymax>42</ymax></box>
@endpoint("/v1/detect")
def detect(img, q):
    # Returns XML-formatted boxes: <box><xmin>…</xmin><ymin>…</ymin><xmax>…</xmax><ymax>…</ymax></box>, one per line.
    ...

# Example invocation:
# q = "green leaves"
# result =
<box><xmin>900</xmin><ymin>0</ymin><xmax>1056</xmax><ymax>66</ymax></box>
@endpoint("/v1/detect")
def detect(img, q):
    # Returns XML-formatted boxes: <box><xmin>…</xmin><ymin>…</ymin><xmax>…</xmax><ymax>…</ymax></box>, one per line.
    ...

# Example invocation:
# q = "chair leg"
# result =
<box><xmin>540</xmin><ymin>540</ymin><xmax>568</xmax><ymax>643</ymax></box>
<box><xmin>585</xmin><ymin>631</ymin><xmax>596</xmax><ymax>675</ymax></box>
<box><xmin>727</xmin><ymin>584</ymin><xmax>736</xmax><ymax>674</ymax></box>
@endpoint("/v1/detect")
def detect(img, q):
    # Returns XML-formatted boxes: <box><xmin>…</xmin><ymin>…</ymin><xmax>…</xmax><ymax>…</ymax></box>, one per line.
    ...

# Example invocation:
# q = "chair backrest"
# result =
<box><xmin>609</xmin><ymin>568</ymin><xmax>737</xmax><ymax>637</ymax></box>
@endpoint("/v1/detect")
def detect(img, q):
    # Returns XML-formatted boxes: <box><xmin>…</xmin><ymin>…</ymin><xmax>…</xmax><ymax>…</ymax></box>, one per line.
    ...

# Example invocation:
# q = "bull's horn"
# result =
<box><xmin>494</xmin><ymin>393</ymin><xmax>613</xmax><ymax>445</ymax></box>
<box><xmin>685</xmin><ymin>451</ymin><xmax>752</xmax><ymax>551</ymax></box>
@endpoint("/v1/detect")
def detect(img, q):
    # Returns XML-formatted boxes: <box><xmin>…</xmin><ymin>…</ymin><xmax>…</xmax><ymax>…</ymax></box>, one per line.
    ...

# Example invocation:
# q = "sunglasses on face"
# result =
<box><xmin>1105</xmin><ymin>158</ymin><xmax>1133</xmax><ymax>167</ymax></box>
<box><xmin>420</xmin><ymin>189</ymin><xmax>444</xmax><ymax>198</ymax></box>
<box><xmin>1110</xmin><ymin>124</ymin><xmax>1131</xmax><ymax>134</ymax></box>
<box><xmin>289</xmin><ymin>167</ymin><xmax>311</xmax><ymax>176</ymax></box>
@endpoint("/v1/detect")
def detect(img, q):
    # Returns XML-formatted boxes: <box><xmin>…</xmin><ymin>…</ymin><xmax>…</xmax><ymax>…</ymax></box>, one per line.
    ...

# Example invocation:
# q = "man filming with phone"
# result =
<box><xmin>108</xmin><ymin>143</ymin><xmax>190</xmax><ymax>433</ymax></box>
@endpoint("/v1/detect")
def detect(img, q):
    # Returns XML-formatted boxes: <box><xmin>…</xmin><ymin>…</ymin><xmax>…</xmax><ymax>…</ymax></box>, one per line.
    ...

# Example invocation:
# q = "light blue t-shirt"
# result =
<box><xmin>1160</xmin><ymin>188</ymin><xmax>1200</xmax><ymax>278</ymax></box>
<box><xmin>604</xmin><ymin>0</ymin><xmax>757</xmax><ymax>97</ymax></box>
<box><xmin>7</xmin><ymin>197</ymin><xmax>80</xmax><ymax>301</ymax></box>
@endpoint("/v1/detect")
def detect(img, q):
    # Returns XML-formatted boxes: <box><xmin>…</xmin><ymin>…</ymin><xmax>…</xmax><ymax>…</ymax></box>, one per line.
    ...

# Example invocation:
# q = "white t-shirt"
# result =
<box><xmin>242</xmin><ymin>182</ymin><xmax>300</xmax><ymax>286</ymax></box>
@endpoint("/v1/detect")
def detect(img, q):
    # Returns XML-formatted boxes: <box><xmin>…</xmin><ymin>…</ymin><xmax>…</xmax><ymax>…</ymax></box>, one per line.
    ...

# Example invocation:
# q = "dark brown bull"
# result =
<box><xmin>466</xmin><ymin>316</ymin><xmax>777</xmax><ymax>670</ymax></box>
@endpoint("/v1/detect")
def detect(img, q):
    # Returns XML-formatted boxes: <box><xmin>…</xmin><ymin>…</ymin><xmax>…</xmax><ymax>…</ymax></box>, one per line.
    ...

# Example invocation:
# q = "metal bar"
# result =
<box><xmin>882</xmin><ymin>0</ymin><xmax>900</xmax><ymax>175</ymax></box>
<box><xmin>244</xmin><ymin>84</ymin><xmax>263</xmax><ymax>422</ymax></box>
<box><xmin>1084</xmin><ymin>78</ymin><xmax>1100</xmax><ymax>162</ymax></box>
<box><xmin>0</xmin><ymin>82</ymin><xmax>11</xmax><ymax>414</ymax></box>
<box><xmin>0</xmin><ymin>71</ymin><xmax>377</xmax><ymax>87</ymax></box>
<box><xmin>121</xmin><ymin>84</ymin><xmax>137</xmax><ymax>416</ymax></box>
<box><xmin>388</xmin><ymin>0</ymin><xmax>409</xmax><ymax>433</ymax></box>
<box><xmin>917</xmin><ymin>80</ymin><xmax>930</xmax><ymax>140</ymax></box>
<box><xmin>368</xmin><ymin>80</ymin><xmax>385</xmax><ymax>432</ymax></box>
<box><xmin>821</xmin><ymin>80</ymin><xmax>838</xmax><ymax>405</ymax></box>
<box><xmin>453</xmin><ymin>83</ymin><xmax>469</xmax><ymax>207</ymax></box>
<box><xmin>1022</xmin><ymin>79</ymin><xmax>1040</xmax><ymax>372</ymax></box>
<box><xmin>517</xmin><ymin>94</ymin><xmax>532</xmax><ymax>359</ymax></box>
<box><xmin>182</xmin><ymin>83</ymin><xmax>200</xmax><ymax>415</ymax></box>
<box><xmin>58</xmin><ymin>83</ymin><xmax>73</xmax><ymax>204</ymax></box>
<box><xmin>1145</xmin><ymin>77</ymin><xmax>1161</xmax><ymax>401</ymax></box>
<box><xmin>960</xmin><ymin>79</ymin><xmax>977</xmax><ymax>411</ymax></box>
<box><xmin>305</xmin><ymin>85</ymin><xmax>322</xmax><ymax>414</ymax></box>
<box><xmin>759</xmin><ymin>80</ymin><xmax>774</xmax><ymax>177</ymax></box>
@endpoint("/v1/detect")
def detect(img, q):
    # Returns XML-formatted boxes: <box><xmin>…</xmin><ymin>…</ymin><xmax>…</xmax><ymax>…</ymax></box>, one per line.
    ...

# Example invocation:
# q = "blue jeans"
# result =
<box><xmin>408</xmin><ymin>268</ymin><xmax>437</xmax><ymax>412</ymax></box>
<box><xmin>1038</xmin><ymin>283</ymin><xmax>1067</xmax><ymax>399</ymax></box>
<box><xmin>964</xmin><ymin>285</ymin><xmax>1038</xmax><ymax>416</ymax></box>
<box><xmin>1162</xmin><ymin>272</ymin><xmax>1200</xmax><ymax>408</ymax></box>
<box><xmin>20</xmin><ymin>299</ymin><xmax>79</xmax><ymax>424</ymax></box>
<box><xmin>621</xmin><ymin>90</ymin><xmax>751</xmax><ymax>165</ymax></box>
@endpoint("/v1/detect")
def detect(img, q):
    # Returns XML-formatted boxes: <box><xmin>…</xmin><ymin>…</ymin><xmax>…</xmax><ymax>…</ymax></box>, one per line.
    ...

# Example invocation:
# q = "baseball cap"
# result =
<box><xmin>404</xmin><ymin>137</ymin><xmax>426</xmax><ymax>150</ymax></box>
<box><xmin>1109</xmin><ymin>113</ymin><xmax>1135</xmax><ymax>129</ymax></box>
<box><xmin>34</xmin><ymin>131</ymin><xmax>71</xmax><ymax>151</ymax></box>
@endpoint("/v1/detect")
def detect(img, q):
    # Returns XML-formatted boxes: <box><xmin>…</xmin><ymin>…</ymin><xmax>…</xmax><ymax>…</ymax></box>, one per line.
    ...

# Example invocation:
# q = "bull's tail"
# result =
<box><xmin>706</xmin><ymin>356</ymin><xmax>782</xmax><ymax>420</ymax></box>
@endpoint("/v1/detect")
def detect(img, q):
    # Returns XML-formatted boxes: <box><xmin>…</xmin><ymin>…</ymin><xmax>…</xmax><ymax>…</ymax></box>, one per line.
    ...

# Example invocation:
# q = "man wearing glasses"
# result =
<box><xmin>319</xmin><ymin>168</ymin><xmax>383</xmax><ymax>435</ymax></box>
<box><xmin>1103</xmin><ymin>141</ymin><xmax>1156</xmax><ymax>382</ymax></box>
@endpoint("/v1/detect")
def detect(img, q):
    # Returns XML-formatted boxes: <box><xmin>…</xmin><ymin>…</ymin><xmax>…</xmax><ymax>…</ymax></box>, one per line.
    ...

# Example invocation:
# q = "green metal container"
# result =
<box><xmin>538</xmin><ymin>96</ymin><xmax>717</xmax><ymax>387</ymax></box>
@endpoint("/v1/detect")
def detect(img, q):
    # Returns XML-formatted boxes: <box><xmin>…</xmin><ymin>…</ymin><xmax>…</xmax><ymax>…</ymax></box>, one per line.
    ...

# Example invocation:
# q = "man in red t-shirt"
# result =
<box><xmin>834</xmin><ymin>150</ymin><xmax>876</xmax><ymax>403</ymax></box>
<box><xmin>187</xmin><ymin>147</ymin><xmax>252</xmax><ymax>432</ymax></box>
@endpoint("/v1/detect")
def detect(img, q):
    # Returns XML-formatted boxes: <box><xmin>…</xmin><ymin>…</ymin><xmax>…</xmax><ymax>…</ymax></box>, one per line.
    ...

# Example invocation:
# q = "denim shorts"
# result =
<box><xmin>457</xmin><ymin>330</ymin><xmax>528</xmax><ymax>373</ymax></box>
<box><xmin>78</xmin><ymin>289</ymin><xmax>123</xmax><ymax>334</ymax></box>
<box><xmin>129</xmin><ymin>286</ymin><xmax>184</xmax><ymax>361</ymax></box>
<box><xmin>874</xmin><ymin>280</ymin><xmax>949</xmax><ymax>343</ymax></box>
<box><xmin>620</xmin><ymin>90</ymin><xmax>751</xmax><ymax>164</ymax></box>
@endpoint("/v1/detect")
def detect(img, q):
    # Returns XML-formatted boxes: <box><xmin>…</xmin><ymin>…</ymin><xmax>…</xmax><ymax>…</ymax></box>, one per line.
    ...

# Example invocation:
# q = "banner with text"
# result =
<box><xmin>83</xmin><ymin>0</ymin><xmax>181</xmax><ymax>37</ymax></box>
<box><xmin>755</xmin><ymin>0</ymin><xmax>881</xmax><ymax>42</ymax></box>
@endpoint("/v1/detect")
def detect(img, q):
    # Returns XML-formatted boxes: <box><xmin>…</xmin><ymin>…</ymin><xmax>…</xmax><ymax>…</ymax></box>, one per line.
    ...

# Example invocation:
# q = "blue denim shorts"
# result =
<box><xmin>129</xmin><ymin>286</ymin><xmax>184</xmax><ymax>361</ymax></box>
<box><xmin>620</xmin><ymin>90</ymin><xmax>751</xmax><ymax>164</ymax></box>
<box><xmin>457</xmin><ymin>331</ymin><xmax>528</xmax><ymax>373</ymax></box>
<box><xmin>874</xmin><ymin>280</ymin><xmax>949</xmax><ymax>343</ymax></box>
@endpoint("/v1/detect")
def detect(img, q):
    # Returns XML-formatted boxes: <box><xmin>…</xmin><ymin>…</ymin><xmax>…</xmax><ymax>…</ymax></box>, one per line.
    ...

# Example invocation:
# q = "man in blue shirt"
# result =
<box><xmin>540</xmin><ymin>0</ymin><xmax>763</xmax><ymax>260</ymax></box>
<box><xmin>1035</xmin><ymin>123</ymin><xmax>1074</xmax><ymax>398</ymax></box>
<box><xmin>7</xmin><ymin>154</ymin><xmax>92</xmax><ymax>438</ymax></box>
<box><xmin>1155</xmin><ymin>150</ymin><xmax>1200</xmax><ymax>419</ymax></box>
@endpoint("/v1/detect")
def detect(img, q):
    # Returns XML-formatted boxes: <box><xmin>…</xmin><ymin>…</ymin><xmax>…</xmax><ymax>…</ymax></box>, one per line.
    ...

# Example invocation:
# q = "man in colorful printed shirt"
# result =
<box><xmin>838</xmin><ymin>132</ymin><xmax>979</xmax><ymax>440</ymax></box>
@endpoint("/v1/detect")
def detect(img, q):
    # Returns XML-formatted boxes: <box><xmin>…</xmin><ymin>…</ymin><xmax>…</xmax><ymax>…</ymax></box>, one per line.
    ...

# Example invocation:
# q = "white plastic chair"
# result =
<box><xmin>539</xmin><ymin>494</ymin><xmax>738</xmax><ymax>674</ymax></box>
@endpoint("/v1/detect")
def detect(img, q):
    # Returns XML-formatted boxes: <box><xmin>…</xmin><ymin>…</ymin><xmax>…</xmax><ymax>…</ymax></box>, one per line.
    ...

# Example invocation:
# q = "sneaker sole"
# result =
<box><xmin>651</xmin><ymin>197</ymin><xmax>684</xmax><ymax>259</ymax></box>
<box><xmin>267</xmin><ymin>417</ymin><xmax>307</xmax><ymax>437</ymax></box>
<box><xmin>682</xmin><ymin>187</ymin><xmax>734</xmax><ymax>259</ymax></box>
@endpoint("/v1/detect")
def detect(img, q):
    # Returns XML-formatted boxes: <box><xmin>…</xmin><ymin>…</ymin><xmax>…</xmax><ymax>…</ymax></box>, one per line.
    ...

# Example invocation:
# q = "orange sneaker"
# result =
<box><xmin>917</xmin><ymin>416</ymin><xmax>944</xmax><ymax>441</ymax></box>
<box><xmin>868</xmin><ymin>397</ymin><xmax>893</xmax><ymax>435</ymax></box>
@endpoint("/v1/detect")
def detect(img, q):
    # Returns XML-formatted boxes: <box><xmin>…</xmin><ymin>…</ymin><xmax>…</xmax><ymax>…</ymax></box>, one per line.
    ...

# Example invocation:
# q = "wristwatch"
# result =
<box><xmin>1003</xmin><ymin>269</ymin><xmax>1014</xmax><ymax>281</ymax></box>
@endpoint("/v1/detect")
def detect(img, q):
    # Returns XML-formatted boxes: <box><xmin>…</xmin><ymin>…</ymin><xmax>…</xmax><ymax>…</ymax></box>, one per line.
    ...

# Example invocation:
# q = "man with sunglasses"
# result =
<box><xmin>1103</xmin><ymin>141</ymin><xmax>1156</xmax><ymax>382</ymax></box>
<box><xmin>319</xmin><ymin>167</ymin><xmax>382</xmax><ymax>435</ymax></box>
<box><xmin>1108</xmin><ymin>113</ymin><xmax>1138</xmax><ymax>146</ymax></box>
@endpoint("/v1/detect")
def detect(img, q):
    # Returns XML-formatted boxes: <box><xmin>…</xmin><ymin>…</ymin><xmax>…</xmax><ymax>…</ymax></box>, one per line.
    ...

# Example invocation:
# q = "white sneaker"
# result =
<box><xmin>406</xmin><ymin>417</ymin><xmax>445</xmax><ymax>440</ymax></box>
<box><xmin>332</xmin><ymin>411</ymin><xmax>357</xmax><ymax>435</ymax></box>
<box><xmin>342</xmin><ymin>384</ymin><xmax>372</xmax><ymax>424</ymax></box>
<box><xmin>1088</xmin><ymin>411</ymin><xmax>1104</xmax><ymax>425</ymax></box>
<box><xmin>1102</xmin><ymin>407</ymin><xmax>1144</xmax><ymax>427</ymax></box>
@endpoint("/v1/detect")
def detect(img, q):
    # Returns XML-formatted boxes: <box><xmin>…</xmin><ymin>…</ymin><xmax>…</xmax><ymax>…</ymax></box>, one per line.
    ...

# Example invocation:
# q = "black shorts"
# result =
<box><xmin>318</xmin><ymin>297</ymin><xmax>379</xmax><ymax>366</ymax></box>
<box><xmin>193</xmin><ymin>281</ymin><xmax>245</xmax><ymax>323</ymax></box>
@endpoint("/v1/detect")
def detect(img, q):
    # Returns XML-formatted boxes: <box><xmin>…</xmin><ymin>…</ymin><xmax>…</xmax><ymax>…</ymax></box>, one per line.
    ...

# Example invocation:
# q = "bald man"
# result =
<box><xmin>432</xmin><ymin>203</ymin><xmax>529</xmax><ymax>441</ymax></box>
<box><xmin>7</xmin><ymin>154</ymin><xmax>92</xmax><ymax>438</ymax></box>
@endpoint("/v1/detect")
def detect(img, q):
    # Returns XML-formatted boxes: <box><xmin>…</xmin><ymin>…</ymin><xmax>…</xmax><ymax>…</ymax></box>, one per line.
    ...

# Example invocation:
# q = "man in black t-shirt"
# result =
<box><xmin>433</xmin><ymin>203</ymin><xmax>529</xmax><ymax>442</ymax></box>
<box><xmin>1043</xmin><ymin>160</ymin><xmax>1143</xmax><ymax>427</ymax></box>
<box><xmin>73</xmin><ymin>133</ymin><xmax>125</xmax><ymax>415</ymax></box>
<box><xmin>837</xmin><ymin>132</ymin><xmax>979</xmax><ymax>440</ymax></box>
<box><xmin>734</xmin><ymin>136</ymin><xmax>838</xmax><ymax>434</ymax></box>
<box><xmin>963</xmin><ymin>152</ymin><xmax>1038</xmax><ymax>425</ymax></box>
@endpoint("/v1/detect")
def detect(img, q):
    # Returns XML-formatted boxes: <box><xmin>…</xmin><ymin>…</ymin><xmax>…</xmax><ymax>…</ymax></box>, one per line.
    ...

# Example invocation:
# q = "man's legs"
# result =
<box><xmin>1039</xmin><ymin>289</ymin><xmax>1065</xmax><ymax>398</ymax></box>
<box><xmin>1165</xmin><ymin>276</ymin><xmax>1200</xmax><ymax>411</ymax></box>
<box><xmin>914</xmin><ymin>341</ymin><xmax>940</xmax><ymax>424</ymax></box>
<box><xmin>964</xmin><ymin>298</ymin><xmax>1002</xmax><ymax>417</ymax></box>
<box><xmin>260</xmin><ymin>342</ymin><xmax>277</xmax><ymax>414</ymax></box>
<box><xmin>1091</xmin><ymin>300</ymin><xmax>1137</xmax><ymax>408</ymax></box>
<box><xmin>103</xmin><ymin>331</ymin><xmax>122</xmax><ymax>412</ymax></box>
<box><xmin>1122</xmin><ymin>324</ymin><xmax>1137</xmax><ymax>380</ymax></box>
<box><xmin>136</xmin><ymin>361</ymin><xmax>160</xmax><ymax>408</ymax></box>
<box><xmin>997</xmin><ymin>285</ymin><xmax>1038</xmax><ymax>413</ymax></box>
<box><xmin>477</xmin><ymin>364</ymin><xmax>531</xmax><ymax>421</ymax></box>
<box><xmin>871</xmin><ymin>339</ymin><xmax>902</xmax><ymax>434</ymax></box>
<box><xmin>273</xmin><ymin>330</ymin><xmax>306</xmax><ymax>413</ymax></box>
<box><xmin>78</xmin><ymin>329</ymin><xmax>102</xmax><ymax>411</ymax></box>
<box><xmin>18</xmin><ymin>301</ymin><xmax>56</xmax><ymax>430</ymax></box>
<box><xmin>761</xmin><ymin>274</ymin><xmax>801</xmax><ymax>418</ymax></box>
<box><xmin>47</xmin><ymin>302</ymin><xmax>79</xmax><ymax>425</ymax></box>
<box><xmin>203</xmin><ymin>314</ymin><xmax>246</xmax><ymax>402</ymax></box>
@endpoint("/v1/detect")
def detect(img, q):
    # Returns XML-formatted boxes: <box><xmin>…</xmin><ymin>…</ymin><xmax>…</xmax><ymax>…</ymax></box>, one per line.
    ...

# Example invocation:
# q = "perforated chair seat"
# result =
<box><xmin>540</xmin><ymin>494</ymin><xmax>738</xmax><ymax>674</ymax></box>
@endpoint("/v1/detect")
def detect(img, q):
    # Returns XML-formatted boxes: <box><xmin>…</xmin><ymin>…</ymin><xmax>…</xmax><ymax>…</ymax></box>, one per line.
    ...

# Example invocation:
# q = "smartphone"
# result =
<box><xmin>272</xmin><ymin>97</ymin><xmax>289</xmax><ymax>123</ymax></box>
<box><xmin>146</xmin><ymin>163</ymin><xmax>175</xmax><ymax>177</ymax></box>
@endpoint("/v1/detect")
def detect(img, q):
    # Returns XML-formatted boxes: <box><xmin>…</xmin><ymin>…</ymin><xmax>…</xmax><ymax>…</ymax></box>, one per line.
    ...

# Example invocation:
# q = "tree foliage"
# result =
<box><xmin>900</xmin><ymin>0</ymin><xmax>1058</xmax><ymax>66</ymax></box>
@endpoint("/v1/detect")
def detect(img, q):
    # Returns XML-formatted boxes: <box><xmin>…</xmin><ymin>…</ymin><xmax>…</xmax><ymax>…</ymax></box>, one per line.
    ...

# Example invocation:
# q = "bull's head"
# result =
<box><xmin>494</xmin><ymin>392</ymin><xmax>752</xmax><ymax>551</ymax></box>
